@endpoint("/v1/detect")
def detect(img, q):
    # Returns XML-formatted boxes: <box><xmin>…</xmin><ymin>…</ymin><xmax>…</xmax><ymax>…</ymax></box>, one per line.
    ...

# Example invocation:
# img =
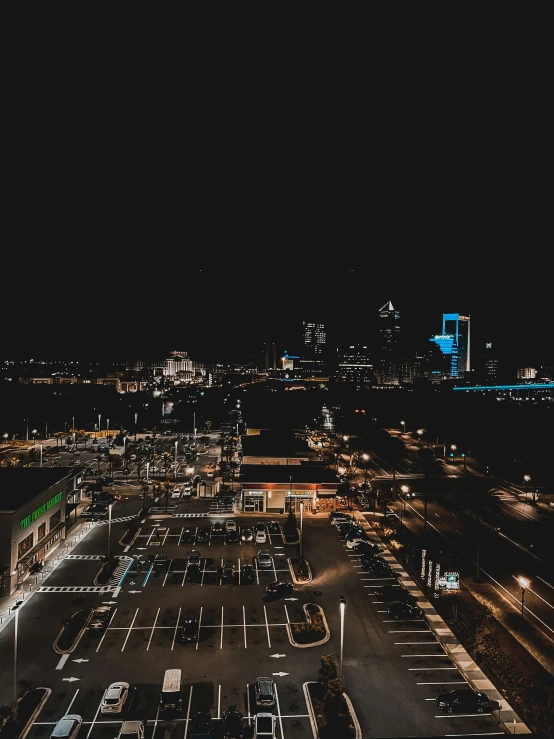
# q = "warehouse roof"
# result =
<box><xmin>241</xmin><ymin>430</ymin><xmax>318</xmax><ymax>459</ymax></box>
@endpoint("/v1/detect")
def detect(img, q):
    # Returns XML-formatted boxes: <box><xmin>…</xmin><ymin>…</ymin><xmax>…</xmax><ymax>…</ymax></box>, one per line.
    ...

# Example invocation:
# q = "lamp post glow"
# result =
<box><xmin>518</xmin><ymin>577</ymin><xmax>529</xmax><ymax>622</ymax></box>
<box><xmin>3</xmin><ymin>433</ymin><xmax>8</xmax><ymax>447</ymax></box>
<box><xmin>417</xmin><ymin>429</ymin><xmax>424</xmax><ymax>445</ymax></box>
<box><xmin>339</xmin><ymin>595</ymin><xmax>346</xmax><ymax>687</ymax></box>
<box><xmin>400</xmin><ymin>420</ymin><xmax>406</xmax><ymax>433</ymax></box>
<box><xmin>107</xmin><ymin>503</ymin><xmax>113</xmax><ymax>559</ymax></box>
<box><xmin>400</xmin><ymin>485</ymin><xmax>409</xmax><ymax>523</ymax></box>
<box><xmin>174</xmin><ymin>441</ymin><xmax>178</xmax><ymax>479</ymax></box>
<box><xmin>362</xmin><ymin>453</ymin><xmax>369</xmax><ymax>490</ymax></box>
<box><xmin>523</xmin><ymin>475</ymin><xmax>531</xmax><ymax>501</ymax></box>
<box><xmin>299</xmin><ymin>502</ymin><xmax>304</xmax><ymax>561</ymax></box>
<box><xmin>32</xmin><ymin>429</ymin><xmax>37</xmax><ymax>446</ymax></box>
<box><xmin>98</xmin><ymin>414</ymin><xmax>101</xmax><ymax>436</ymax></box>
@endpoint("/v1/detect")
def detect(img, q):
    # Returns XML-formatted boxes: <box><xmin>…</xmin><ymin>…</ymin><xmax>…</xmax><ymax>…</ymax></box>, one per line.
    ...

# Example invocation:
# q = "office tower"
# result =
<box><xmin>300</xmin><ymin>321</ymin><xmax>327</xmax><ymax>375</ymax></box>
<box><xmin>483</xmin><ymin>342</ymin><xmax>499</xmax><ymax>385</ymax></box>
<box><xmin>443</xmin><ymin>314</ymin><xmax>470</xmax><ymax>375</ymax></box>
<box><xmin>378</xmin><ymin>301</ymin><xmax>401</xmax><ymax>384</ymax></box>
<box><xmin>334</xmin><ymin>344</ymin><xmax>375</xmax><ymax>390</ymax></box>
<box><xmin>264</xmin><ymin>342</ymin><xmax>277</xmax><ymax>370</ymax></box>
<box><xmin>429</xmin><ymin>333</ymin><xmax>458</xmax><ymax>378</ymax></box>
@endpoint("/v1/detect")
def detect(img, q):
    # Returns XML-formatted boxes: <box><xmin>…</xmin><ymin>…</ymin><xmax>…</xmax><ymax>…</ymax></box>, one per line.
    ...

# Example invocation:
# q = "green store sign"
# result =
<box><xmin>19</xmin><ymin>491</ymin><xmax>63</xmax><ymax>532</ymax></box>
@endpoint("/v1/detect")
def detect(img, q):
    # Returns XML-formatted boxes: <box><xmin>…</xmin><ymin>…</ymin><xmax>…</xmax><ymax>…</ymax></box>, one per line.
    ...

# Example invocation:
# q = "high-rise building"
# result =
<box><xmin>300</xmin><ymin>321</ymin><xmax>327</xmax><ymax>375</ymax></box>
<box><xmin>334</xmin><ymin>344</ymin><xmax>375</xmax><ymax>390</ymax></box>
<box><xmin>264</xmin><ymin>342</ymin><xmax>277</xmax><ymax>370</ymax></box>
<box><xmin>443</xmin><ymin>314</ymin><xmax>470</xmax><ymax>375</ymax></box>
<box><xmin>377</xmin><ymin>301</ymin><xmax>401</xmax><ymax>383</ymax></box>
<box><xmin>483</xmin><ymin>342</ymin><xmax>499</xmax><ymax>385</ymax></box>
<box><xmin>428</xmin><ymin>334</ymin><xmax>458</xmax><ymax>378</ymax></box>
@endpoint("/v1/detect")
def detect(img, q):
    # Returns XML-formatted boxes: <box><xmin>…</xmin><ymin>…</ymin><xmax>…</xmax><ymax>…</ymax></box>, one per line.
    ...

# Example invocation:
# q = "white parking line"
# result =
<box><xmin>409</xmin><ymin>667</ymin><xmax>458</xmax><ymax>671</ymax></box>
<box><xmin>96</xmin><ymin>607</ymin><xmax>117</xmax><ymax>652</ymax></box>
<box><xmin>122</xmin><ymin>608</ymin><xmax>139</xmax><ymax>651</ymax></box>
<box><xmin>246</xmin><ymin>684</ymin><xmax>251</xmax><ymax>725</ymax></box>
<box><xmin>171</xmin><ymin>607</ymin><xmax>181</xmax><ymax>650</ymax></box>
<box><xmin>417</xmin><ymin>681</ymin><xmax>467</xmax><ymax>685</ymax></box>
<box><xmin>395</xmin><ymin>642</ymin><xmax>438</xmax><ymax>645</ymax></box>
<box><xmin>274</xmin><ymin>683</ymin><xmax>285</xmax><ymax>738</ymax></box>
<box><xmin>243</xmin><ymin>605</ymin><xmax>247</xmax><ymax>649</ymax></box>
<box><xmin>85</xmin><ymin>694</ymin><xmax>104</xmax><ymax>738</ymax></box>
<box><xmin>220</xmin><ymin>606</ymin><xmax>224</xmax><ymax>649</ymax></box>
<box><xmin>196</xmin><ymin>606</ymin><xmax>203</xmax><ymax>650</ymax></box>
<box><xmin>272</xmin><ymin>557</ymin><xmax>278</xmax><ymax>580</ymax></box>
<box><xmin>147</xmin><ymin>608</ymin><xmax>160</xmax><ymax>650</ymax></box>
<box><xmin>182</xmin><ymin>563</ymin><xmax>189</xmax><ymax>587</ymax></box>
<box><xmin>64</xmin><ymin>689</ymin><xmax>80</xmax><ymax>715</ymax></box>
<box><xmin>264</xmin><ymin>605</ymin><xmax>272</xmax><ymax>648</ymax></box>
<box><xmin>217</xmin><ymin>684</ymin><xmax>221</xmax><ymax>719</ymax></box>
<box><xmin>162</xmin><ymin>560</ymin><xmax>173</xmax><ymax>586</ymax></box>
<box><xmin>402</xmin><ymin>654</ymin><xmax>448</xmax><ymax>658</ymax></box>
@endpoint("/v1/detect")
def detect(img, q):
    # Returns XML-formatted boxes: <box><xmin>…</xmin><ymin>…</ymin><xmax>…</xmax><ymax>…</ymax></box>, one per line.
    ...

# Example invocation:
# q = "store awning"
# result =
<box><xmin>17</xmin><ymin>520</ymin><xmax>65</xmax><ymax>569</ymax></box>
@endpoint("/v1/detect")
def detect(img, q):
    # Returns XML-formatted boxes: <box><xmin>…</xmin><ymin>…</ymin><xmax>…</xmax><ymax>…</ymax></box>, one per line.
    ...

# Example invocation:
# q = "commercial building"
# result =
<box><xmin>443</xmin><ymin>313</ymin><xmax>471</xmax><ymax>376</ymax></box>
<box><xmin>0</xmin><ymin>467</ymin><xmax>80</xmax><ymax>596</ymax></box>
<box><xmin>241</xmin><ymin>430</ymin><xmax>319</xmax><ymax>466</ymax></box>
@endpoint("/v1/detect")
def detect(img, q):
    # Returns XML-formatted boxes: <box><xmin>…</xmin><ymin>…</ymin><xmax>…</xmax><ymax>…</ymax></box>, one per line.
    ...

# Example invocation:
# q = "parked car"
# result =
<box><xmin>352</xmin><ymin>540</ymin><xmax>381</xmax><ymax>556</ymax></box>
<box><xmin>255</xmin><ymin>530</ymin><xmax>267</xmax><ymax>544</ymax></box>
<box><xmin>221</xmin><ymin>707</ymin><xmax>243</xmax><ymax>739</ymax></box>
<box><xmin>187</xmin><ymin>550</ymin><xmax>201</xmax><ymax>569</ymax></box>
<box><xmin>330</xmin><ymin>514</ymin><xmax>352</xmax><ymax>527</ymax></box>
<box><xmin>254</xmin><ymin>713</ymin><xmax>276</xmax><ymax>738</ymax></box>
<box><xmin>222</xmin><ymin>560</ymin><xmax>236</xmax><ymax>581</ymax></box>
<box><xmin>241</xmin><ymin>563</ymin><xmax>255</xmax><ymax>582</ymax></box>
<box><xmin>89</xmin><ymin>605</ymin><xmax>112</xmax><ymax>632</ymax></box>
<box><xmin>360</xmin><ymin>556</ymin><xmax>396</xmax><ymax>578</ymax></box>
<box><xmin>387</xmin><ymin>602</ymin><xmax>425</xmax><ymax>620</ymax></box>
<box><xmin>267</xmin><ymin>521</ymin><xmax>281</xmax><ymax>534</ymax></box>
<box><xmin>373</xmin><ymin>584</ymin><xmax>416</xmax><ymax>603</ymax></box>
<box><xmin>190</xmin><ymin>711</ymin><xmax>212</xmax><ymax>738</ymax></box>
<box><xmin>101</xmin><ymin>682</ymin><xmax>129</xmax><ymax>714</ymax></box>
<box><xmin>254</xmin><ymin>677</ymin><xmax>276</xmax><ymax>707</ymax></box>
<box><xmin>227</xmin><ymin>530</ymin><xmax>239</xmax><ymax>544</ymax></box>
<box><xmin>436</xmin><ymin>688</ymin><xmax>491</xmax><ymax>714</ymax></box>
<box><xmin>241</xmin><ymin>528</ymin><xmax>254</xmax><ymax>542</ymax></box>
<box><xmin>329</xmin><ymin>511</ymin><xmax>351</xmax><ymax>522</ymax></box>
<box><xmin>195</xmin><ymin>527</ymin><xmax>209</xmax><ymax>543</ymax></box>
<box><xmin>180</xmin><ymin>529</ymin><xmax>195</xmax><ymax>544</ymax></box>
<box><xmin>257</xmin><ymin>551</ymin><xmax>273</xmax><ymax>569</ymax></box>
<box><xmin>116</xmin><ymin>720</ymin><xmax>145</xmax><ymax>739</ymax></box>
<box><xmin>149</xmin><ymin>553</ymin><xmax>169</xmax><ymax>571</ymax></box>
<box><xmin>211</xmin><ymin>521</ymin><xmax>224</xmax><ymax>534</ymax></box>
<box><xmin>345</xmin><ymin>533</ymin><xmax>367</xmax><ymax>548</ymax></box>
<box><xmin>50</xmin><ymin>714</ymin><xmax>82</xmax><ymax>739</ymax></box>
<box><xmin>80</xmin><ymin>504</ymin><xmax>108</xmax><ymax>518</ymax></box>
<box><xmin>255</xmin><ymin>522</ymin><xmax>267</xmax><ymax>533</ymax></box>
<box><xmin>179</xmin><ymin>618</ymin><xmax>199</xmax><ymax>642</ymax></box>
<box><xmin>265</xmin><ymin>581</ymin><xmax>293</xmax><ymax>597</ymax></box>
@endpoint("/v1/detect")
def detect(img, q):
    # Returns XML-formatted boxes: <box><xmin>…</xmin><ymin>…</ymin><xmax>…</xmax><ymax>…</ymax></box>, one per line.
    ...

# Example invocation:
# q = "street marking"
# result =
<box><xmin>85</xmin><ymin>694</ymin><xmax>104</xmax><ymax>739</ymax></box>
<box><xmin>417</xmin><ymin>681</ymin><xmax>467</xmax><ymax>685</ymax></box>
<box><xmin>243</xmin><ymin>605</ymin><xmax>247</xmax><ymax>649</ymax></box>
<box><xmin>264</xmin><ymin>605</ymin><xmax>271</xmax><ymax>649</ymax></box>
<box><xmin>122</xmin><ymin>608</ymin><xmax>139</xmax><ymax>651</ymax></box>
<box><xmin>147</xmin><ymin>608</ymin><xmax>160</xmax><ymax>650</ymax></box>
<box><xmin>56</xmin><ymin>654</ymin><xmax>70</xmax><ymax>670</ymax></box>
<box><xmin>220</xmin><ymin>606</ymin><xmax>224</xmax><ymax>650</ymax></box>
<box><xmin>96</xmin><ymin>608</ymin><xmax>117</xmax><ymax>652</ymax></box>
<box><xmin>64</xmin><ymin>689</ymin><xmax>79</xmax><ymax>715</ymax></box>
<box><xmin>196</xmin><ymin>606</ymin><xmax>202</xmax><ymax>650</ymax></box>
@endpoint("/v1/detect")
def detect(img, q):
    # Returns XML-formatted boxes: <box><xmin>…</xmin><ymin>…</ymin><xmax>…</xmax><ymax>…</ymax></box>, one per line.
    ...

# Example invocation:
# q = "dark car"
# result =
<box><xmin>241</xmin><ymin>528</ymin><xmax>254</xmax><ymax>542</ymax></box>
<box><xmin>241</xmin><ymin>564</ymin><xmax>255</xmax><ymax>582</ymax></box>
<box><xmin>187</xmin><ymin>550</ymin><xmax>201</xmax><ymax>569</ymax></box>
<box><xmin>338</xmin><ymin>524</ymin><xmax>363</xmax><ymax>538</ymax></box>
<box><xmin>361</xmin><ymin>556</ymin><xmax>396</xmax><ymax>577</ymax></box>
<box><xmin>190</xmin><ymin>710</ymin><xmax>212</xmax><ymax>738</ymax></box>
<box><xmin>265</xmin><ymin>580</ymin><xmax>293</xmax><ymax>597</ymax></box>
<box><xmin>211</xmin><ymin>521</ymin><xmax>224</xmax><ymax>534</ymax></box>
<box><xmin>387</xmin><ymin>601</ymin><xmax>424</xmax><ymax>620</ymax></box>
<box><xmin>178</xmin><ymin>618</ymin><xmax>199</xmax><ymax>643</ymax></box>
<box><xmin>436</xmin><ymin>688</ymin><xmax>491</xmax><ymax>714</ymax></box>
<box><xmin>255</xmin><ymin>521</ymin><xmax>267</xmax><ymax>533</ymax></box>
<box><xmin>222</xmin><ymin>561</ymin><xmax>236</xmax><ymax>581</ymax></box>
<box><xmin>180</xmin><ymin>529</ymin><xmax>195</xmax><ymax>544</ymax></box>
<box><xmin>374</xmin><ymin>584</ymin><xmax>417</xmax><ymax>604</ymax></box>
<box><xmin>98</xmin><ymin>476</ymin><xmax>114</xmax><ymax>486</ymax></box>
<box><xmin>352</xmin><ymin>540</ymin><xmax>381</xmax><ymax>556</ymax></box>
<box><xmin>89</xmin><ymin>605</ymin><xmax>112</xmax><ymax>632</ymax></box>
<box><xmin>329</xmin><ymin>511</ymin><xmax>351</xmax><ymax>522</ymax></box>
<box><xmin>221</xmin><ymin>708</ymin><xmax>243</xmax><ymax>739</ymax></box>
<box><xmin>267</xmin><ymin>521</ymin><xmax>281</xmax><ymax>534</ymax></box>
<box><xmin>195</xmin><ymin>528</ymin><xmax>209</xmax><ymax>543</ymax></box>
<box><xmin>227</xmin><ymin>530</ymin><xmax>239</xmax><ymax>544</ymax></box>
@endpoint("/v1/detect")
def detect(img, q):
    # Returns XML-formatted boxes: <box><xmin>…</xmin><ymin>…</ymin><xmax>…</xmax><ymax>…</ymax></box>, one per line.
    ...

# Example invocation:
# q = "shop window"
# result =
<box><xmin>38</xmin><ymin>523</ymin><xmax>46</xmax><ymax>541</ymax></box>
<box><xmin>50</xmin><ymin>509</ymin><xmax>62</xmax><ymax>530</ymax></box>
<box><xmin>18</xmin><ymin>533</ymin><xmax>34</xmax><ymax>559</ymax></box>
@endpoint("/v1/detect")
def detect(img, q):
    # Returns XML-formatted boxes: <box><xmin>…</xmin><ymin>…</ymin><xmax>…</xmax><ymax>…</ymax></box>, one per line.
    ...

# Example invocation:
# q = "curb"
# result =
<box><xmin>119</xmin><ymin>526</ymin><xmax>141</xmax><ymax>547</ymax></box>
<box><xmin>53</xmin><ymin>608</ymin><xmax>93</xmax><ymax>654</ymax></box>
<box><xmin>288</xmin><ymin>557</ymin><xmax>313</xmax><ymax>584</ymax></box>
<box><xmin>302</xmin><ymin>682</ymin><xmax>320</xmax><ymax>738</ymax></box>
<box><xmin>352</xmin><ymin>511</ymin><xmax>531</xmax><ymax>734</ymax></box>
<box><xmin>287</xmin><ymin>603</ymin><xmax>330</xmax><ymax>648</ymax></box>
<box><xmin>343</xmin><ymin>691</ymin><xmax>362</xmax><ymax>739</ymax></box>
<box><xmin>18</xmin><ymin>687</ymin><xmax>52</xmax><ymax>739</ymax></box>
<box><xmin>282</xmin><ymin>527</ymin><xmax>301</xmax><ymax>545</ymax></box>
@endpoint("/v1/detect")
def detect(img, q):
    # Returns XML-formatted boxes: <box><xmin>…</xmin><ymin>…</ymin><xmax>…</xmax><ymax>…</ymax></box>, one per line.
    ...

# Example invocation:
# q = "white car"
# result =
<box><xmin>225</xmin><ymin>520</ymin><xmax>237</xmax><ymax>532</ymax></box>
<box><xmin>101</xmin><ymin>682</ymin><xmax>130</xmax><ymax>714</ymax></box>
<box><xmin>254</xmin><ymin>713</ymin><xmax>276</xmax><ymax>738</ymax></box>
<box><xmin>255</xmin><ymin>530</ymin><xmax>267</xmax><ymax>544</ymax></box>
<box><xmin>345</xmin><ymin>536</ymin><xmax>365</xmax><ymax>549</ymax></box>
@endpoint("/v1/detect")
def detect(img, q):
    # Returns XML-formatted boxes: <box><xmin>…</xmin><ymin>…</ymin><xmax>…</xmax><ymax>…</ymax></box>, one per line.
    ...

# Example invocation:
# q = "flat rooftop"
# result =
<box><xmin>241</xmin><ymin>430</ymin><xmax>318</xmax><ymax>459</ymax></box>
<box><xmin>0</xmin><ymin>468</ymin><xmax>77</xmax><ymax>513</ymax></box>
<box><xmin>240</xmin><ymin>463</ymin><xmax>338</xmax><ymax>485</ymax></box>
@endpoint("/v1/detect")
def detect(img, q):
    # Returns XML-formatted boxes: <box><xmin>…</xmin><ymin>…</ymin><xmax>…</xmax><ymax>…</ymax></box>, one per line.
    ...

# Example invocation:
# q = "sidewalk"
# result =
<box><xmin>0</xmin><ymin>515</ymin><xmax>97</xmax><ymax>636</ymax></box>
<box><xmin>353</xmin><ymin>510</ymin><xmax>531</xmax><ymax>735</ymax></box>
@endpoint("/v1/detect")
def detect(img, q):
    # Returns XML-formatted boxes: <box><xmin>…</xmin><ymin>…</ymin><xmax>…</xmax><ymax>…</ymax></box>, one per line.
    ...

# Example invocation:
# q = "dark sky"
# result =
<box><xmin>5</xmin><ymin>80</ymin><xmax>551</xmax><ymax>370</ymax></box>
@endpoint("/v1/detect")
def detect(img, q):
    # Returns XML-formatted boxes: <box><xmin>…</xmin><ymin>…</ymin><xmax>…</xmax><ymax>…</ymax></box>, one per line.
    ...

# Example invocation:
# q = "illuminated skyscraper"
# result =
<box><xmin>300</xmin><ymin>321</ymin><xmax>327</xmax><ymax>375</ymax></box>
<box><xmin>378</xmin><ymin>301</ymin><xmax>401</xmax><ymax>383</ymax></box>
<box><xmin>443</xmin><ymin>313</ymin><xmax>470</xmax><ymax>375</ymax></box>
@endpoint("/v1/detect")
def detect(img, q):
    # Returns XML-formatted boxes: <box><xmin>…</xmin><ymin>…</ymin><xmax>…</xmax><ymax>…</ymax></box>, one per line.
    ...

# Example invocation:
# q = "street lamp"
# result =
<box><xmin>339</xmin><ymin>595</ymin><xmax>346</xmax><ymax>687</ymax></box>
<box><xmin>523</xmin><ymin>475</ymin><xmax>531</xmax><ymax>501</ymax></box>
<box><xmin>32</xmin><ymin>429</ymin><xmax>37</xmax><ymax>445</ymax></box>
<box><xmin>299</xmin><ymin>502</ymin><xmax>304</xmax><ymax>561</ymax></box>
<box><xmin>417</xmin><ymin>429</ymin><xmax>424</xmax><ymax>445</ymax></box>
<box><xmin>3</xmin><ymin>433</ymin><xmax>8</xmax><ymax>447</ymax></box>
<box><xmin>400</xmin><ymin>484</ymin><xmax>409</xmax><ymax>523</ymax></box>
<box><xmin>518</xmin><ymin>576</ymin><xmax>529</xmax><ymax>622</ymax></box>
<box><xmin>362</xmin><ymin>453</ymin><xmax>369</xmax><ymax>490</ymax></box>
<box><xmin>450</xmin><ymin>444</ymin><xmax>457</xmax><ymax>462</ymax></box>
<box><xmin>107</xmin><ymin>503</ymin><xmax>113</xmax><ymax>559</ymax></box>
<box><xmin>40</xmin><ymin>443</ymin><xmax>43</xmax><ymax>467</ymax></box>
<box><xmin>400</xmin><ymin>421</ymin><xmax>406</xmax><ymax>434</ymax></box>
<box><xmin>174</xmin><ymin>441</ymin><xmax>178</xmax><ymax>479</ymax></box>
<box><xmin>12</xmin><ymin>600</ymin><xmax>22</xmax><ymax>721</ymax></box>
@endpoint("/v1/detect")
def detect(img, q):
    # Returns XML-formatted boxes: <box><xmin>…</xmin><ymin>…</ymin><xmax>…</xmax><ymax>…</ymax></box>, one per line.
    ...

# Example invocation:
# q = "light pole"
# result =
<box><xmin>134</xmin><ymin>412</ymin><xmax>138</xmax><ymax>441</ymax></box>
<box><xmin>40</xmin><ymin>443</ymin><xmax>43</xmax><ymax>467</ymax></box>
<box><xmin>417</xmin><ymin>428</ymin><xmax>424</xmax><ymax>445</ymax></box>
<box><xmin>174</xmin><ymin>441</ymin><xmax>178</xmax><ymax>479</ymax></box>
<box><xmin>450</xmin><ymin>444</ymin><xmax>457</xmax><ymax>463</ymax></box>
<box><xmin>523</xmin><ymin>475</ymin><xmax>531</xmax><ymax>501</ymax></box>
<box><xmin>400</xmin><ymin>485</ymin><xmax>409</xmax><ymax>523</ymax></box>
<box><xmin>299</xmin><ymin>502</ymin><xmax>304</xmax><ymax>561</ymax></box>
<box><xmin>146</xmin><ymin>462</ymin><xmax>150</xmax><ymax>483</ymax></box>
<box><xmin>32</xmin><ymin>428</ymin><xmax>37</xmax><ymax>446</ymax></box>
<box><xmin>98</xmin><ymin>414</ymin><xmax>101</xmax><ymax>437</ymax></box>
<box><xmin>107</xmin><ymin>503</ymin><xmax>112</xmax><ymax>559</ymax></box>
<box><xmin>12</xmin><ymin>600</ymin><xmax>22</xmax><ymax>721</ymax></box>
<box><xmin>339</xmin><ymin>595</ymin><xmax>346</xmax><ymax>687</ymax></box>
<box><xmin>518</xmin><ymin>576</ymin><xmax>529</xmax><ymax>622</ymax></box>
<box><xmin>400</xmin><ymin>420</ymin><xmax>406</xmax><ymax>434</ymax></box>
<box><xmin>362</xmin><ymin>453</ymin><xmax>369</xmax><ymax>490</ymax></box>
<box><xmin>26</xmin><ymin>417</ymin><xmax>29</xmax><ymax>442</ymax></box>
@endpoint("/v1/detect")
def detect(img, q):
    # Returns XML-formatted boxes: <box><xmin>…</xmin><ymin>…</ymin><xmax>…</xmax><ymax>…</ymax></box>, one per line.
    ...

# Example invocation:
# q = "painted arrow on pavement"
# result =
<box><xmin>272</xmin><ymin>672</ymin><xmax>289</xmax><ymax>677</ymax></box>
<box><xmin>270</xmin><ymin>654</ymin><xmax>286</xmax><ymax>658</ymax></box>
<box><xmin>274</xmin><ymin>547</ymin><xmax>284</xmax><ymax>549</ymax></box>
<box><xmin>72</xmin><ymin>659</ymin><xmax>89</xmax><ymax>663</ymax></box>
<box><xmin>284</xmin><ymin>597</ymin><xmax>298</xmax><ymax>601</ymax></box>
<box><xmin>102</xmin><ymin>601</ymin><xmax>117</xmax><ymax>605</ymax></box>
<box><xmin>128</xmin><ymin>590</ymin><xmax>142</xmax><ymax>594</ymax></box>
<box><xmin>62</xmin><ymin>677</ymin><xmax>80</xmax><ymax>682</ymax></box>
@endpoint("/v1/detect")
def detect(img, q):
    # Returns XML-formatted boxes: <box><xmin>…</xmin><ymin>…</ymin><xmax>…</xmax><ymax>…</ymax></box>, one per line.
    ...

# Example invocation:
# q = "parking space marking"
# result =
<box><xmin>264</xmin><ymin>605</ymin><xmax>272</xmax><ymax>648</ymax></box>
<box><xmin>171</xmin><ymin>607</ymin><xmax>181</xmax><ymax>650</ymax></box>
<box><xmin>85</xmin><ymin>694</ymin><xmax>103</xmax><ymax>739</ymax></box>
<box><xmin>409</xmin><ymin>667</ymin><xmax>458</xmax><ymax>671</ymax></box>
<box><xmin>417</xmin><ymin>681</ymin><xmax>467</xmax><ymax>685</ymax></box>
<box><xmin>220</xmin><ymin>606</ymin><xmax>224</xmax><ymax>649</ymax></box>
<box><xmin>243</xmin><ymin>605</ymin><xmax>247</xmax><ymax>648</ymax></box>
<box><xmin>64</xmin><ymin>689</ymin><xmax>79</xmax><ymax>715</ymax></box>
<box><xmin>121</xmin><ymin>608</ymin><xmax>139</xmax><ymax>651</ymax></box>
<box><xmin>246</xmin><ymin>683</ymin><xmax>252</xmax><ymax>726</ymax></box>
<box><xmin>402</xmin><ymin>654</ymin><xmax>450</xmax><ymax>658</ymax></box>
<box><xmin>147</xmin><ymin>608</ymin><xmax>160</xmax><ymax>650</ymax></box>
<box><xmin>162</xmin><ymin>560</ymin><xmax>173</xmax><ymax>586</ymax></box>
<box><xmin>274</xmin><ymin>684</ymin><xmax>285</xmax><ymax>739</ymax></box>
<box><xmin>196</xmin><ymin>606</ymin><xmax>203</xmax><ymax>650</ymax></box>
<box><xmin>395</xmin><ymin>642</ymin><xmax>438</xmax><ymax>645</ymax></box>
<box><xmin>389</xmin><ymin>630</ymin><xmax>430</xmax><ymax>633</ymax></box>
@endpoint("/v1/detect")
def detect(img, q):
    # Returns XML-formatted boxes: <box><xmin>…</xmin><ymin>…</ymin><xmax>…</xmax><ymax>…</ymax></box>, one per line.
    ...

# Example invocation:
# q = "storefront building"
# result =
<box><xmin>240</xmin><ymin>464</ymin><xmax>339</xmax><ymax>514</ymax></box>
<box><xmin>0</xmin><ymin>468</ymin><xmax>79</xmax><ymax>596</ymax></box>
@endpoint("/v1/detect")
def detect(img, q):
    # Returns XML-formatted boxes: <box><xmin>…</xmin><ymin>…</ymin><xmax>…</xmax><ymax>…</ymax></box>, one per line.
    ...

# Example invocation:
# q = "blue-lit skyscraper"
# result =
<box><xmin>443</xmin><ymin>314</ymin><xmax>470</xmax><ymax>375</ymax></box>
